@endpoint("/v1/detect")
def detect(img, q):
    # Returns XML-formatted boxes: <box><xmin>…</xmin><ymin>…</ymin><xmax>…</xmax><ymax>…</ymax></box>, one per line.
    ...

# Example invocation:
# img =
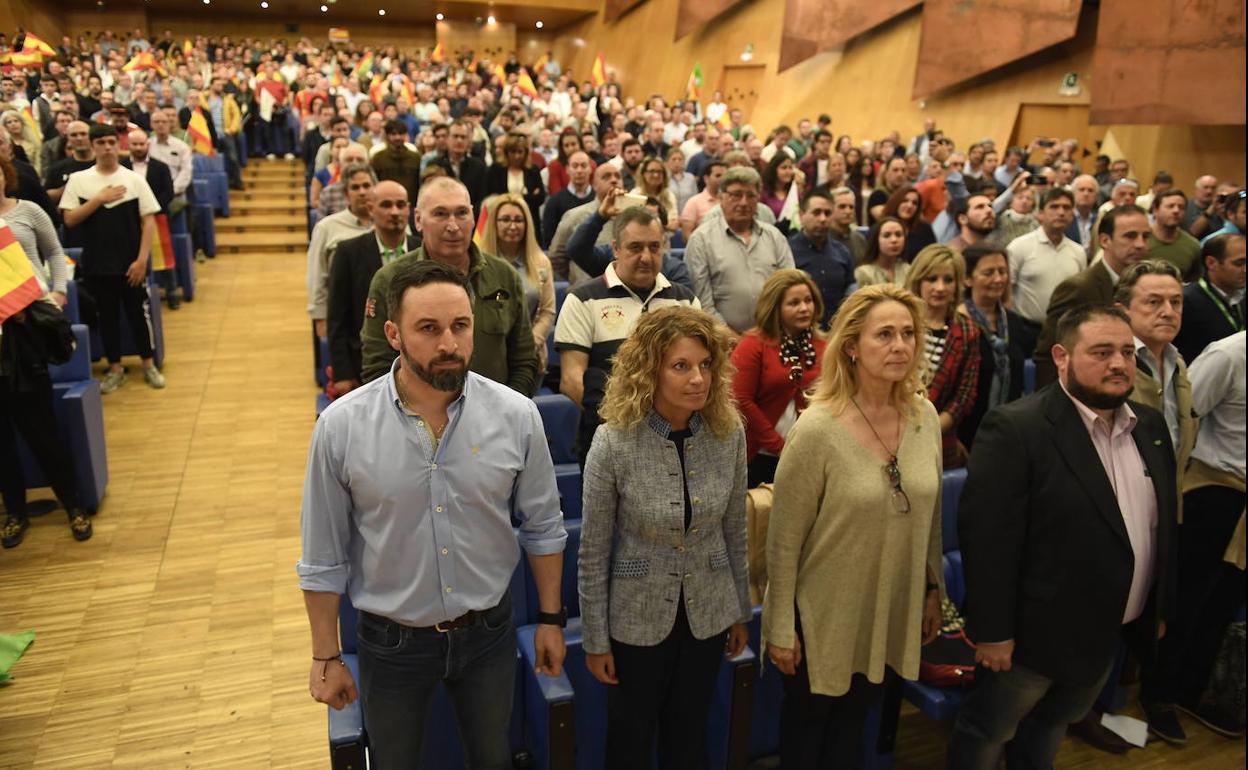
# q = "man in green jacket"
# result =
<box><xmin>360</xmin><ymin>177</ymin><xmax>539</xmax><ymax>394</ymax></box>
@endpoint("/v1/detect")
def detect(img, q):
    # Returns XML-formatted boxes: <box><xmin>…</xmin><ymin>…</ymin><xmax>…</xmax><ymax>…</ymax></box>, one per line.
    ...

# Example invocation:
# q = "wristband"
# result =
<box><xmin>312</xmin><ymin>652</ymin><xmax>342</xmax><ymax>661</ymax></box>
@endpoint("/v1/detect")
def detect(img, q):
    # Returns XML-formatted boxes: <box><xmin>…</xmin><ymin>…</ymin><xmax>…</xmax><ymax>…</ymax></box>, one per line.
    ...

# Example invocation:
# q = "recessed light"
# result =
<box><xmin>486</xmin><ymin>14</ymin><xmax>495</xmax><ymax>24</ymax></box>
<box><xmin>378</xmin><ymin>8</ymin><xmax>385</xmax><ymax>15</ymax></box>
<box><xmin>320</xmin><ymin>3</ymin><xmax>328</xmax><ymax>10</ymax></box>
<box><xmin>535</xmin><ymin>21</ymin><xmax>543</xmax><ymax>28</ymax></box>
<box><xmin>435</xmin><ymin>12</ymin><xmax>443</xmax><ymax>20</ymax></box>
<box><xmin>202</xmin><ymin>0</ymin><xmax>210</xmax><ymax>4</ymax></box>
<box><xmin>260</xmin><ymin>1</ymin><xmax>268</xmax><ymax>6</ymax></box>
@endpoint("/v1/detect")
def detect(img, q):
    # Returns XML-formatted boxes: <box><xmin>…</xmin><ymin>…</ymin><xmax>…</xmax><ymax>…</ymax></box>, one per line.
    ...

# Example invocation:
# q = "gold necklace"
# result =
<box><xmin>396</xmin><ymin>375</ymin><xmax>447</xmax><ymax>436</ymax></box>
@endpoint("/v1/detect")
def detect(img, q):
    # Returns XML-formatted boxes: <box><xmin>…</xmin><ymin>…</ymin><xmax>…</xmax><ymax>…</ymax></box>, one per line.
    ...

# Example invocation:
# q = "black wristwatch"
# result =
<box><xmin>537</xmin><ymin>607</ymin><xmax>568</xmax><ymax>628</ymax></box>
<box><xmin>926</xmin><ymin>582</ymin><xmax>939</xmax><ymax>594</ymax></box>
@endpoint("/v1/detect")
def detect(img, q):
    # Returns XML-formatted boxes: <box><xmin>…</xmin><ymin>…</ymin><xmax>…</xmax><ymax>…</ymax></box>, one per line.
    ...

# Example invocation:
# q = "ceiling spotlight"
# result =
<box><xmin>202</xmin><ymin>0</ymin><xmax>210</xmax><ymax>4</ymax></box>
<box><xmin>435</xmin><ymin>12</ymin><xmax>444</xmax><ymax>20</ymax></box>
<box><xmin>260</xmin><ymin>1</ymin><xmax>268</xmax><ymax>6</ymax></box>
<box><xmin>487</xmin><ymin>14</ymin><xmax>496</xmax><ymax>24</ymax></box>
<box><xmin>535</xmin><ymin>21</ymin><xmax>543</xmax><ymax>28</ymax></box>
<box><xmin>320</xmin><ymin>4</ymin><xmax>328</xmax><ymax>10</ymax></box>
<box><xmin>378</xmin><ymin>8</ymin><xmax>385</xmax><ymax>15</ymax></box>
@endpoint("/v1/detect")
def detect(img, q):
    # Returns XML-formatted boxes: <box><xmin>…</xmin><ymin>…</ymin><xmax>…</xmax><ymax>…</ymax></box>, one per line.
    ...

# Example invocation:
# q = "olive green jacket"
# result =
<box><xmin>359</xmin><ymin>245</ymin><xmax>539</xmax><ymax>395</ymax></box>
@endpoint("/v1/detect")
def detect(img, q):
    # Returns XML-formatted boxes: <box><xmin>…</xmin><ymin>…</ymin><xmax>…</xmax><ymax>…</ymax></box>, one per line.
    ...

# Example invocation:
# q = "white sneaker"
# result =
<box><xmin>99</xmin><ymin>368</ymin><xmax>126</xmax><ymax>394</ymax></box>
<box><xmin>143</xmin><ymin>366</ymin><xmax>167</xmax><ymax>389</ymax></box>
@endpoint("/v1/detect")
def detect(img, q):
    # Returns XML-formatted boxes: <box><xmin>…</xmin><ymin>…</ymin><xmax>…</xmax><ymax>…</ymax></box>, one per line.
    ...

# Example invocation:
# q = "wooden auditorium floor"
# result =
<box><xmin>0</xmin><ymin>161</ymin><xmax>1243</xmax><ymax>769</ymax></box>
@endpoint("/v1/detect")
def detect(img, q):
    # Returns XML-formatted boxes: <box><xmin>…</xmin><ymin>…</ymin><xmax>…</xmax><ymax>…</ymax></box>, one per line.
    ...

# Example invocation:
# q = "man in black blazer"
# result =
<box><xmin>541</xmin><ymin>150</ymin><xmax>595</xmax><ymax>248</ymax></box>
<box><xmin>326</xmin><ymin>181</ymin><xmax>419</xmax><ymax>395</ymax></box>
<box><xmin>1033</xmin><ymin>204</ymin><xmax>1151</xmax><ymax>387</ymax></box>
<box><xmin>445</xmin><ymin>119</ymin><xmax>486</xmax><ymax>218</ymax></box>
<box><xmin>1173</xmin><ymin>232</ymin><xmax>1245</xmax><ymax>363</ymax></box>
<box><xmin>126</xmin><ymin>129</ymin><xmax>178</xmax><ymax>308</ymax></box>
<box><xmin>949</xmin><ymin>304</ymin><xmax>1178</xmax><ymax>770</ymax></box>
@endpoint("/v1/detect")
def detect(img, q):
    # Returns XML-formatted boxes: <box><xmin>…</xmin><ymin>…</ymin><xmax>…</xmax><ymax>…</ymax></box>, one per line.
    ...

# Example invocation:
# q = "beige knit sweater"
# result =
<box><xmin>762</xmin><ymin>399</ymin><xmax>944</xmax><ymax>697</ymax></box>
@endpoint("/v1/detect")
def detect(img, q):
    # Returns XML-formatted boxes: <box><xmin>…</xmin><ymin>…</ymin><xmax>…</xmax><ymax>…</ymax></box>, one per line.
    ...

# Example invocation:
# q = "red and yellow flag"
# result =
<box><xmin>533</xmin><ymin>53</ymin><xmax>549</xmax><ymax>73</ymax></box>
<box><xmin>368</xmin><ymin>73</ymin><xmax>385</xmax><ymax>105</ymax></box>
<box><xmin>590</xmin><ymin>53</ymin><xmax>607</xmax><ymax>88</ymax></box>
<box><xmin>356</xmin><ymin>51</ymin><xmax>375</xmax><ymax>77</ymax></box>
<box><xmin>149</xmin><ymin>214</ymin><xmax>176</xmax><ymax>272</ymax></box>
<box><xmin>516</xmin><ymin>69</ymin><xmax>538</xmax><ymax>99</ymax></box>
<box><xmin>472</xmin><ymin>201</ymin><xmax>489</xmax><ymax>247</ymax></box>
<box><xmin>183</xmin><ymin>39</ymin><xmax>194</xmax><ymax>56</ymax></box>
<box><xmin>0</xmin><ymin>221</ymin><xmax>43</xmax><ymax>324</ymax></box>
<box><xmin>187</xmin><ymin>108</ymin><xmax>215</xmax><ymax>155</ymax></box>
<box><xmin>20</xmin><ymin>31</ymin><xmax>56</xmax><ymax>58</ymax></box>
<box><xmin>493</xmin><ymin>63</ymin><xmax>506</xmax><ymax>85</ymax></box>
<box><xmin>430</xmin><ymin>43</ymin><xmax>445</xmax><ymax>64</ymax></box>
<box><xmin>716</xmin><ymin>110</ymin><xmax>733</xmax><ymax>130</ymax></box>
<box><xmin>122</xmin><ymin>50</ymin><xmax>168</xmax><ymax>77</ymax></box>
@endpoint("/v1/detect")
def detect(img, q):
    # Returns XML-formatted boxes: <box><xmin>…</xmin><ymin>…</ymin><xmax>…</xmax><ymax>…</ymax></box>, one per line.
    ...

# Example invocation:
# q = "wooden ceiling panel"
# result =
<box><xmin>911</xmin><ymin>0</ymin><xmax>1081</xmax><ymax>98</ymax></box>
<box><xmin>603</xmin><ymin>0</ymin><xmax>644</xmax><ymax>23</ymax></box>
<box><xmin>674</xmin><ymin>0</ymin><xmax>743</xmax><ymax>41</ymax></box>
<box><xmin>1090</xmin><ymin>0</ymin><xmax>1245</xmax><ymax>124</ymax></box>
<box><xmin>779</xmin><ymin>0</ymin><xmax>921</xmax><ymax>72</ymax></box>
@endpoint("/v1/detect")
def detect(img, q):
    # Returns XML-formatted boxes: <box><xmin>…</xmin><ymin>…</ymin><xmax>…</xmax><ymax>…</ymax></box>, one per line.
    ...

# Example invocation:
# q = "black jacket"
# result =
<box><xmin>485</xmin><ymin>165</ymin><xmax>546</xmax><ymax>231</ymax></box>
<box><xmin>327</xmin><ymin>230</ymin><xmax>421</xmax><ymax>383</ymax></box>
<box><xmin>1173</xmin><ymin>278</ymin><xmax>1244</xmax><ymax>364</ymax></box>
<box><xmin>450</xmin><ymin>155</ymin><xmax>487</xmax><ymax>217</ymax></box>
<box><xmin>959</xmin><ymin>384</ymin><xmax>1178</xmax><ymax>686</ymax></box>
<box><xmin>134</xmin><ymin>157</ymin><xmax>174</xmax><ymax>214</ymax></box>
<box><xmin>541</xmin><ymin>186</ymin><xmax>594</xmax><ymax>248</ymax></box>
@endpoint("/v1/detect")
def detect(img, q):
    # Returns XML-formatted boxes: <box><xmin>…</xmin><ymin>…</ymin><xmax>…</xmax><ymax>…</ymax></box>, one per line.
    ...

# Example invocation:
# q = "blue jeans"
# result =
<box><xmin>357</xmin><ymin>592</ymin><xmax>516</xmax><ymax>770</ymax></box>
<box><xmin>947</xmin><ymin>659</ymin><xmax>1112</xmax><ymax>770</ymax></box>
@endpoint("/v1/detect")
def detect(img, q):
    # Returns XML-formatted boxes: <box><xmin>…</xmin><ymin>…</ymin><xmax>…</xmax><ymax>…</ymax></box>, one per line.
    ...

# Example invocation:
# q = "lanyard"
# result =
<box><xmin>1199</xmin><ymin>279</ymin><xmax>1243</xmax><ymax>331</ymax></box>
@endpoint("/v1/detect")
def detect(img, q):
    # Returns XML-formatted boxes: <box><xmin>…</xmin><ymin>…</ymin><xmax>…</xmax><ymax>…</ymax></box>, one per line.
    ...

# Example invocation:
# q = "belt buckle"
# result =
<box><xmin>434</xmin><ymin>620</ymin><xmax>452</xmax><ymax>633</ymax></box>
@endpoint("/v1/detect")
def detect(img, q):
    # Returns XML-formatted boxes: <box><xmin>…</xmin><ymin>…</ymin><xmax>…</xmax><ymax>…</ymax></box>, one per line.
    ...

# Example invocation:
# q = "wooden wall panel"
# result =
<box><xmin>779</xmin><ymin>0</ymin><xmax>920</xmax><ymax>72</ymax></box>
<box><xmin>0</xmin><ymin>0</ymin><xmax>66</xmax><ymax>44</ymax></box>
<box><xmin>81</xmin><ymin>13</ymin><xmax>436</xmax><ymax>52</ymax></box>
<box><xmin>604</xmin><ymin>0</ymin><xmax>646</xmax><ymax>22</ymax></box>
<box><xmin>1090</xmin><ymin>0</ymin><xmax>1245</xmax><ymax>125</ymax></box>
<box><xmin>675</xmin><ymin>0</ymin><xmax>743</xmax><ymax>41</ymax></box>
<box><xmin>912</xmin><ymin>0</ymin><xmax>1082</xmax><ymax>98</ymax></box>
<box><xmin>438</xmin><ymin>19</ymin><xmax>517</xmax><ymax>62</ymax></box>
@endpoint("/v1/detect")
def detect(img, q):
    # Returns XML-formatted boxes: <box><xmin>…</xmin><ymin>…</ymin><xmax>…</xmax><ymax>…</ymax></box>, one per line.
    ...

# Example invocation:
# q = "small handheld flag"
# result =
<box><xmin>0</xmin><ymin>221</ymin><xmax>43</xmax><ymax>324</ymax></box>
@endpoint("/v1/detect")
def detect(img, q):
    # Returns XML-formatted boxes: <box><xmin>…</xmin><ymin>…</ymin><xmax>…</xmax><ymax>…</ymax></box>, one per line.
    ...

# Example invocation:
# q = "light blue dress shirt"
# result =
<box><xmin>298</xmin><ymin>362</ymin><xmax>567</xmax><ymax>626</ymax></box>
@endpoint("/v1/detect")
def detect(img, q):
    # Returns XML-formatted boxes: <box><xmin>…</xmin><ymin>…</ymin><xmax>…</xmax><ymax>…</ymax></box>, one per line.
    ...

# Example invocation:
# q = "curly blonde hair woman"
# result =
<box><xmin>477</xmin><ymin>192</ymin><xmax>556</xmax><ymax>370</ymax></box>
<box><xmin>597</xmin><ymin>305</ymin><xmax>739</xmax><ymax>437</ymax></box>
<box><xmin>763</xmin><ymin>283</ymin><xmax>944</xmax><ymax>768</ymax></box>
<box><xmin>579</xmin><ymin>304</ymin><xmax>750</xmax><ymax>768</ymax></box>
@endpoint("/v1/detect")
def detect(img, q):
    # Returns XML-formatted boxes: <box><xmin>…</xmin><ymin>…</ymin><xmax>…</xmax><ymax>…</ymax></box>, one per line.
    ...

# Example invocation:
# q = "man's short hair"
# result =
<box><xmin>950</xmin><ymin>192</ymin><xmax>993</xmax><ymax>222</ymax></box>
<box><xmin>801</xmin><ymin>186</ymin><xmax>835</xmax><ymax>212</ymax></box>
<box><xmin>1151</xmin><ymin>188</ymin><xmax>1188</xmax><ymax>211</ymax></box>
<box><xmin>1055</xmin><ymin>304</ymin><xmax>1132</xmax><ymax>350</ymax></box>
<box><xmin>1153</xmin><ymin>170</ymin><xmax>1174</xmax><ymax>186</ymax></box>
<box><xmin>1039</xmin><ymin>187</ymin><xmax>1074</xmax><ymax>209</ymax></box>
<box><xmin>702</xmin><ymin>159</ymin><xmax>727</xmax><ymax>180</ymax></box>
<box><xmin>383</xmin><ymin>118</ymin><xmax>407</xmax><ymax>136</ymax></box>
<box><xmin>613</xmin><ymin>204</ymin><xmax>660</xmax><ymax>244</ymax></box>
<box><xmin>1112</xmin><ymin>260</ymin><xmax>1182</xmax><ymax>305</ymax></box>
<box><xmin>330</xmin><ymin>114</ymin><xmax>350</xmax><ymax>129</ymax></box>
<box><xmin>386</xmin><ymin>259</ymin><xmax>471</xmax><ymax>323</ymax></box>
<box><xmin>1098</xmin><ymin>204</ymin><xmax>1148</xmax><ymax>238</ymax></box>
<box><xmin>720</xmin><ymin>166</ymin><xmax>761</xmax><ymax>192</ymax></box>
<box><xmin>1201</xmin><ymin>232</ymin><xmax>1243</xmax><ymax>268</ymax></box>
<box><xmin>341</xmin><ymin>162</ymin><xmax>377</xmax><ymax>184</ymax></box>
<box><xmin>812</xmin><ymin>129</ymin><xmax>832</xmax><ymax>144</ymax></box>
<box><xmin>88</xmin><ymin>123</ymin><xmax>118</xmax><ymax>142</ymax></box>
<box><xmin>620</xmin><ymin>137</ymin><xmax>641</xmax><ymax>152</ymax></box>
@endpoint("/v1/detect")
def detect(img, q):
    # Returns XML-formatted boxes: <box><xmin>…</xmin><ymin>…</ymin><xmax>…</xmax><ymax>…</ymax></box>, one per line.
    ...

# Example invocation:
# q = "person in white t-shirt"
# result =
<box><xmin>60</xmin><ymin>124</ymin><xmax>166</xmax><ymax>393</ymax></box>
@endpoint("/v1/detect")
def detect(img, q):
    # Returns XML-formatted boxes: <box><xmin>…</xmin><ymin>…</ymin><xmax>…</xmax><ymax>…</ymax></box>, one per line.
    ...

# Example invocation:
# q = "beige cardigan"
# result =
<box><xmin>763</xmin><ymin>399</ymin><xmax>944</xmax><ymax>697</ymax></box>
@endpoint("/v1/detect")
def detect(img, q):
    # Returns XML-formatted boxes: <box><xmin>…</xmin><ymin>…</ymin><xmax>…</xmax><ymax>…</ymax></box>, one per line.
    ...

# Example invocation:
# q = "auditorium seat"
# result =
<box><xmin>17</xmin><ymin>324</ymin><xmax>108</xmax><ymax>514</ymax></box>
<box><xmin>1023</xmin><ymin>358</ymin><xmax>1036</xmax><ymax>395</ymax></box>
<box><xmin>533</xmin><ymin>394</ymin><xmax>582</xmax><ymax>519</ymax></box>
<box><xmin>190</xmin><ymin>178</ymin><xmax>217</xmax><ymax>258</ymax></box>
<box><xmin>193</xmin><ymin>154</ymin><xmax>230</xmax><ymax>217</ymax></box>
<box><xmin>669</xmin><ymin>248</ymin><xmax>685</xmax><ymax>261</ymax></box>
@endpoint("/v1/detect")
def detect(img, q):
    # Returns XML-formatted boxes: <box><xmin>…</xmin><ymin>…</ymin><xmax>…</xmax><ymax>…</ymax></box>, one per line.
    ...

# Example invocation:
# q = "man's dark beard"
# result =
<box><xmin>970</xmin><ymin>220</ymin><xmax>995</xmax><ymax>236</ymax></box>
<box><xmin>1064</xmin><ymin>371</ymin><xmax>1133</xmax><ymax>411</ymax></box>
<box><xmin>403</xmin><ymin>351</ymin><xmax>468</xmax><ymax>392</ymax></box>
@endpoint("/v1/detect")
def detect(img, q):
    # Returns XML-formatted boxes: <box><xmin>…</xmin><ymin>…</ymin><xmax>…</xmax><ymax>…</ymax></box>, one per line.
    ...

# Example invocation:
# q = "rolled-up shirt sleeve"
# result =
<box><xmin>296</xmin><ymin>413</ymin><xmax>354</xmax><ymax>593</ymax></box>
<box><xmin>513</xmin><ymin>400</ymin><xmax>568</xmax><ymax>556</ymax></box>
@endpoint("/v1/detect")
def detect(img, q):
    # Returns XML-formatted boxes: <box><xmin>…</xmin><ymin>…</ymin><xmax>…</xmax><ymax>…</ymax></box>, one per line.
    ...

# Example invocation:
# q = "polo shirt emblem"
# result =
<box><xmin>365</xmin><ymin>297</ymin><xmax>377</xmax><ymax>318</ymax></box>
<box><xmin>600</xmin><ymin>304</ymin><xmax>627</xmax><ymax>330</ymax></box>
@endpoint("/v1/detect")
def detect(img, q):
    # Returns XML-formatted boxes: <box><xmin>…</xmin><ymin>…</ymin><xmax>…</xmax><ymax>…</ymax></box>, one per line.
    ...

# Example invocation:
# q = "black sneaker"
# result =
<box><xmin>1143</xmin><ymin>701</ymin><xmax>1187</xmax><ymax>745</ymax></box>
<box><xmin>168</xmin><ymin>293</ymin><xmax>181</xmax><ymax>310</ymax></box>
<box><xmin>2</xmin><ymin>516</ymin><xmax>28</xmax><ymax>548</ymax></box>
<box><xmin>1176</xmin><ymin>701</ymin><xmax>1246</xmax><ymax>738</ymax></box>
<box><xmin>68</xmin><ymin>510</ymin><xmax>93</xmax><ymax>542</ymax></box>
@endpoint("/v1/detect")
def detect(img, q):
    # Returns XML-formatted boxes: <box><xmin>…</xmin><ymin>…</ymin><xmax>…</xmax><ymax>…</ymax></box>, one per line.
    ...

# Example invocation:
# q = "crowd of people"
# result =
<box><xmin>0</xmin><ymin>25</ymin><xmax>1242</xmax><ymax>769</ymax></box>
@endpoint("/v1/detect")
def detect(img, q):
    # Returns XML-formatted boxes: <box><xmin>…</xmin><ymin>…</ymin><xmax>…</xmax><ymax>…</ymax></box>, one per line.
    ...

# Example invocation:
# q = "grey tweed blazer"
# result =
<box><xmin>578</xmin><ymin>410</ymin><xmax>752</xmax><ymax>654</ymax></box>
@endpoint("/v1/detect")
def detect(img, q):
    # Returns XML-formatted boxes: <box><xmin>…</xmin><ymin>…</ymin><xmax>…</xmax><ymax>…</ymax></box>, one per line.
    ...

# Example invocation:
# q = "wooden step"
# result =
<box><xmin>243</xmin><ymin>168</ymin><xmax>303</xmax><ymax>180</ymax></box>
<box><xmin>231</xmin><ymin>190</ymin><xmax>305</xmax><ymax>203</ymax></box>
<box><xmin>216</xmin><ymin>231</ymin><xmax>307</xmax><ymax>253</ymax></box>
<box><xmin>215</xmin><ymin>214</ymin><xmax>307</xmax><ymax>233</ymax></box>
<box><xmin>244</xmin><ymin>179</ymin><xmax>305</xmax><ymax>191</ymax></box>
<box><xmin>229</xmin><ymin>201</ymin><xmax>304</xmax><ymax>216</ymax></box>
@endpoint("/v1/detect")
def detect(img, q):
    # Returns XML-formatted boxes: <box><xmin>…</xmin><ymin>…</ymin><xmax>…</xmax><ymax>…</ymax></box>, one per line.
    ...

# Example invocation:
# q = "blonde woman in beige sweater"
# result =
<box><xmin>763</xmin><ymin>283</ymin><xmax>945</xmax><ymax>768</ymax></box>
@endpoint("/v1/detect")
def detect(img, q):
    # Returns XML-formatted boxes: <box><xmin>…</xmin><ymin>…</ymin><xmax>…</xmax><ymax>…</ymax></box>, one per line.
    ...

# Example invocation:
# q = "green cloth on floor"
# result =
<box><xmin>0</xmin><ymin>631</ymin><xmax>36</xmax><ymax>682</ymax></box>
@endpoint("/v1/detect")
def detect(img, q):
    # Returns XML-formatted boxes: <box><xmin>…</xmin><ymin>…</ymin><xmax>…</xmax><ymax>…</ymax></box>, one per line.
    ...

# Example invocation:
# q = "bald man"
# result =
<box><xmin>359</xmin><ymin>176</ymin><xmax>538</xmax><ymax>394</ymax></box>
<box><xmin>127</xmin><ymin>127</ymin><xmax>179</xmax><ymax>307</ymax></box>
<box><xmin>1066</xmin><ymin>174</ymin><xmax>1100</xmax><ymax>248</ymax></box>
<box><xmin>327</xmin><ymin>180</ymin><xmax>420</xmax><ymax>393</ymax></box>
<box><xmin>44</xmin><ymin>120</ymin><xmax>96</xmax><ymax>205</ymax></box>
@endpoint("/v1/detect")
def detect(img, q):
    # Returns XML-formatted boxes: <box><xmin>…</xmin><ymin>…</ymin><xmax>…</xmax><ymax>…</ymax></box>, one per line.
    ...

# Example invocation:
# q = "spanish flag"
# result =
<box><xmin>493</xmin><ymin>63</ymin><xmax>506</xmax><ymax>85</ymax></box>
<box><xmin>717</xmin><ymin>110</ymin><xmax>733</xmax><ymax>130</ymax></box>
<box><xmin>149</xmin><ymin>214</ymin><xmax>176</xmax><ymax>272</ymax></box>
<box><xmin>4</xmin><ymin>49</ymin><xmax>44</xmax><ymax>68</ymax></box>
<box><xmin>183</xmin><ymin>39</ymin><xmax>194</xmax><ymax>56</ymax></box>
<box><xmin>187</xmin><ymin>108</ymin><xmax>215</xmax><ymax>156</ymax></box>
<box><xmin>430</xmin><ymin>43</ymin><xmax>445</xmax><ymax>64</ymax></box>
<box><xmin>123</xmin><ymin>50</ymin><xmax>168</xmax><ymax>77</ymax></box>
<box><xmin>0</xmin><ymin>221</ymin><xmax>43</xmax><ymax>324</ymax></box>
<box><xmin>20</xmin><ymin>106</ymin><xmax>43</xmax><ymax>143</ymax></box>
<box><xmin>368</xmin><ymin>73</ymin><xmax>386</xmax><ymax>106</ymax></box>
<box><xmin>590</xmin><ymin>53</ymin><xmax>607</xmax><ymax>88</ymax></box>
<box><xmin>533</xmin><ymin>52</ymin><xmax>549</xmax><ymax>73</ymax></box>
<box><xmin>19</xmin><ymin>31</ymin><xmax>56</xmax><ymax>58</ymax></box>
<box><xmin>329</xmin><ymin>67</ymin><xmax>343</xmax><ymax>88</ymax></box>
<box><xmin>472</xmin><ymin>200</ymin><xmax>489</xmax><ymax>247</ymax></box>
<box><xmin>516</xmin><ymin>68</ymin><xmax>538</xmax><ymax>99</ymax></box>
